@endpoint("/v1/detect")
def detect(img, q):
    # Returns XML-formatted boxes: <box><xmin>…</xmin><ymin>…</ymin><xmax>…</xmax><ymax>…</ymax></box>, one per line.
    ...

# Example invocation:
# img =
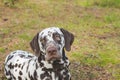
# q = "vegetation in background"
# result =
<box><xmin>75</xmin><ymin>0</ymin><xmax>120</xmax><ymax>8</ymax></box>
<box><xmin>0</xmin><ymin>0</ymin><xmax>120</xmax><ymax>80</ymax></box>
<box><xmin>93</xmin><ymin>0</ymin><xmax>120</xmax><ymax>8</ymax></box>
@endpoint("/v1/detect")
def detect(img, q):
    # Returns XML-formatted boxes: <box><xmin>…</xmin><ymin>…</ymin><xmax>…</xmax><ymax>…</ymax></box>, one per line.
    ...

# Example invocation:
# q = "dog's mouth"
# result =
<box><xmin>52</xmin><ymin>57</ymin><xmax>61</xmax><ymax>61</ymax></box>
<box><xmin>47</xmin><ymin>56</ymin><xmax>61</xmax><ymax>61</ymax></box>
<box><xmin>48</xmin><ymin>59</ymin><xmax>61</xmax><ymax>64</ymax></box>
<box><xmin>46</xmin><ymin>56</ymin><xmax>62</xmax><ymax>63</ymax></box>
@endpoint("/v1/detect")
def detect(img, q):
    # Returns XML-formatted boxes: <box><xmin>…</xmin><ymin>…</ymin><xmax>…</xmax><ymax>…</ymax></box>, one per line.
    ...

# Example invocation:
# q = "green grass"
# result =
<box><xmin>74</xmin><ymin>0</ymin><xmax>120</xmax><ymax>8</ymax></box>
<box><xmin>0</xmin><ymin>47</ymin><xmax>6</xmax><ymax>53</ymax></box>
<box><xmin>0</xmin><ymin>0</ymin><xmax>120</xmax><ymax>80</ymax></box>
<box><xmin>93</xmin><ymin>0</ymin><xmax>120</xmax><ymax>8</ymax></box>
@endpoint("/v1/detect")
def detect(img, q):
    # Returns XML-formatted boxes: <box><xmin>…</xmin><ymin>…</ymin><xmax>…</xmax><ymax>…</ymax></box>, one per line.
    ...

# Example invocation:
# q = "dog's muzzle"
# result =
<box><xmin>45</xmin><ymin>42</ymin><xmax>61</xmax><ymax>61</ymax></box>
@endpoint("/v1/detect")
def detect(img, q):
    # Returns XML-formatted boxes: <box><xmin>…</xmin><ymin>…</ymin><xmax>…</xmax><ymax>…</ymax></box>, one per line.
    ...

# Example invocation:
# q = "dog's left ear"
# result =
<box><xmin>30</xmin><ymin>33</ymin><xmax>40</xmax><ymax>56</ymax></box>
<box><xmin>60</xmin><ymin>28</ymin><xmax>74</xmax><ymax>51</ymax></box>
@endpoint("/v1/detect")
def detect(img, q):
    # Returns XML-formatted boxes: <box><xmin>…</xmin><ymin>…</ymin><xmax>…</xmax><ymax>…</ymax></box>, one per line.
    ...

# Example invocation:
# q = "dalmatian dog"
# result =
<box><xmin>4</xmin><ymin>27</ymin><xmax>74</xmax><ymax>80</ymax></box>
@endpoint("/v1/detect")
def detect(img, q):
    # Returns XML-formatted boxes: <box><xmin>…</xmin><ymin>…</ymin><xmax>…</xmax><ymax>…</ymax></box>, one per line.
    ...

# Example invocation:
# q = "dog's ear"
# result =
<box><xmin>30</xmin><ymin>33</ymin><xmax>40</xmax><ymax>56</ymax></box>
<box><xmin>60</xmin><ymin>28</ymin><xmax>74</xmax><ymax>51</ymax></box>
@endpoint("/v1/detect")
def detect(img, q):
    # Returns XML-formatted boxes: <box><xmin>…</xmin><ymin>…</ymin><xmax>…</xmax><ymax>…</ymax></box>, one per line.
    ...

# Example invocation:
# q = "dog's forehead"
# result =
<box><xmin>39</xmin><ymin>27</ymin><xmax>63</xmax><ymax>38</ymax></box>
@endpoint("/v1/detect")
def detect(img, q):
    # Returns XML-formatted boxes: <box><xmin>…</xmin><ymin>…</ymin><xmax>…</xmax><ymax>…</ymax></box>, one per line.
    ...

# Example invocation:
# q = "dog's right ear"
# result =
<box><xmin>30</xmin><ymin>33</ymin><xmax>40</xmax><ymax>56</ymax></box>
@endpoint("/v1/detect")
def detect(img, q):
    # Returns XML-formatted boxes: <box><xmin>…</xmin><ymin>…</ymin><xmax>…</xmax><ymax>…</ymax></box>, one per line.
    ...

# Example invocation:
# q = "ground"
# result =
<box><xmin>0</xmin><ymin>0</ymin><xmax>120</xmax><ymax>80</ymax></box>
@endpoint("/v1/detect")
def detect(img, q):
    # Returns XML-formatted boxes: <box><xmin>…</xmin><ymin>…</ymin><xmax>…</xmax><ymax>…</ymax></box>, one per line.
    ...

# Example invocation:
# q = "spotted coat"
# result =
<box><xmin>4</xmin><ymin>27</ymin><xmax>74</xmax><ymax>80</ymax></box>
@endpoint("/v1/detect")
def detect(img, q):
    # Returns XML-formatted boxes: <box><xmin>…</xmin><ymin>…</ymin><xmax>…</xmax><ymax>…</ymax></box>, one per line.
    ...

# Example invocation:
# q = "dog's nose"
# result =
<box><xmin>47</xmin><ymin>47</ymin><xmax>57</xmax><ymax>55</ymax></box>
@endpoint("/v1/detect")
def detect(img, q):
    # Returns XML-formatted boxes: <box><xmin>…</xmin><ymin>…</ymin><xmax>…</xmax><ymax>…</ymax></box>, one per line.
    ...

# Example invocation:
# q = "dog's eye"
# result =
<box><xmin>53</xmin><ymin>33</ymin><xmax>61</xmax><ymax>44</ymax></box>
<box><xmin>54</xmin><ymin>35</ymin><xmax>61</xmax><ymax>44</ymax></box>
<box><xmin>40</xmin><ymin>39</ymin><xmax>45</xmax><ymax>43</ymax></box>
<box><xmin>55</xmin><ymin>35</ymin><xmax>61</xmax><ymax>41</ymax></box>
<box><xmin>40</xmin><ymin>37</ymin><xmax>46</xmax><ymax>44</ymax></box>
<box><xmin>40</xmin><ymin>38</ymin><xmax>47</xmax><ymax>49</ymax></box>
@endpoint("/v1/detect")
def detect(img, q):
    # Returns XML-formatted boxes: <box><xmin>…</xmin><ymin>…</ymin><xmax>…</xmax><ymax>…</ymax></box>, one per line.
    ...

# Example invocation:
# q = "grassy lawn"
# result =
<box><xmin>0</xmin><ymin>0</ymin><xmax>120</xmax><ymax>80</ymax></box>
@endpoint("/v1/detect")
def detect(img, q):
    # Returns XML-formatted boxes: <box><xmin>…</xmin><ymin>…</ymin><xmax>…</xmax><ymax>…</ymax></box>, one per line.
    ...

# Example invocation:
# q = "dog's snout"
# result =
<box><xmin>46</xmin><ymin>42</ymin><xmax>61</xmax><ymax>61</ymax></box>
<box><xmin>47</xmin><ymin>47</ymin><xmax>57</xmax><ymax>55</ymax></box>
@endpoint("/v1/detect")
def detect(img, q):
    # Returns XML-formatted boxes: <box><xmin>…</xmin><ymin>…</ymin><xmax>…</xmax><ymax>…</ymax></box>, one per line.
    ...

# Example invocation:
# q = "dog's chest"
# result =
<box><xmin>5</xmin><ymin>51</ymin><xmax>71</xmax><ymax>80</ymax></box>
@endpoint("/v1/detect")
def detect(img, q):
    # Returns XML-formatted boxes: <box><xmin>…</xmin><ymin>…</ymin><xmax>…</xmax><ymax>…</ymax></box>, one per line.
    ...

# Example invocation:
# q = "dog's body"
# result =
<box><xmin>4</xmin><ymin>50</ymin><xmax>70</xmax><ymax>80</ymax></box>
<box><xmin>4</xmin><ymin>27</ymin><xmax>74</xmax><ymax>80</ymax></box>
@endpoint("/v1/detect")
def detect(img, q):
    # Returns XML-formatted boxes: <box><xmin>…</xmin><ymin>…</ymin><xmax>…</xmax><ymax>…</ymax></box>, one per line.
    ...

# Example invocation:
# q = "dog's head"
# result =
<box><xmin>30</xmin><ymin>27</ymin><xmax>74</xmax><ymax>62</ymax></box>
